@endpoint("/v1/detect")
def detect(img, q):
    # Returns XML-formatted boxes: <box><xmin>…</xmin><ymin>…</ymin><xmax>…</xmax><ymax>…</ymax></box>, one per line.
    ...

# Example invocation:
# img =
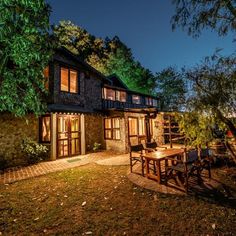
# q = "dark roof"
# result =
<box><xmin>54</xmin><ymin>47</ymin><xmax>109</xmax><ymax>83</ymax></box>
<box><xmin>47</xmin><ymin>104</ymin><xmax>101</xmax><ymax>114</ymax></box>
<box><xmin>105</xmin><ymin>74</ymin><xmax>158</xmax><ymax>99</ymax></box>
<box><xmin>106</xmin><ymin>74</ymin><xmax>129</xmax><ymax>89</ymax></box>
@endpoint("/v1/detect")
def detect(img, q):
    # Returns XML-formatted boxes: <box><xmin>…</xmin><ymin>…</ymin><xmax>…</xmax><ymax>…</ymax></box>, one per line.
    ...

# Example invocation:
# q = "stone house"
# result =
<box><xmin>0</xmin><ymin>48</ymin><xmax>163</xmax><ymax>167</ymax></box>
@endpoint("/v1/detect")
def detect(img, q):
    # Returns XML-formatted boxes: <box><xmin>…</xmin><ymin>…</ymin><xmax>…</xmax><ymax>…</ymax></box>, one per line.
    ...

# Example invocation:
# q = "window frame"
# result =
<box><xmin>39</xmin><ymin>115</ymin><xmax>51</xmax><ymax>143</ymax></box>
<box><xmin>104</xmin><ymin>117</ymin><xmax>121</xmax><ymax>140</ymax></box>
<box><xmin>60</xmin><ymin>66</ymin><xmax>79</xmax><ymax>94</ymax></box>
<box><xmin>132</xmin><ymin>95</ymin><xmax>141</xmax><ymax>104</ymax></box>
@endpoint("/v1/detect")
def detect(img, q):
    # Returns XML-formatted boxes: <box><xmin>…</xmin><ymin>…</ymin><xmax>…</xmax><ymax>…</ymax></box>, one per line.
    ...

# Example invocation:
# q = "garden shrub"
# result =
<box><xmin>93</xmin><ymin>142</ymin><xmax>101</xmax><ymax>152</ymax></box>
<box><xmin>21</xmin><ymin>138</ymin><xmax>48</xmax><ymax>164</ymax></box>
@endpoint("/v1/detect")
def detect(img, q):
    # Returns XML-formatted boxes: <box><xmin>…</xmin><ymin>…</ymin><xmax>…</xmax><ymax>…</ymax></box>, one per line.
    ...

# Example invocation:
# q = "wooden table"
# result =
<box><xmin>143</xmin><ymin>149</ymin><xmax>184</xmax><ymax>184</ymax></box>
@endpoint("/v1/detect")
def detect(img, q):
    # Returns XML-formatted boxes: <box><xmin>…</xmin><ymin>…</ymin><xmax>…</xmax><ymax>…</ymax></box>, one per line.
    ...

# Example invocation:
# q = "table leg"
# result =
<box><xmin>145</xmin><ymin>158</ymin><xmax>150</xmax><ymax>178</ymax></box>
<box><xmin>156</xmin><ymin>160</ymin><xmax>161</xmax><ymax>183</ymax></box>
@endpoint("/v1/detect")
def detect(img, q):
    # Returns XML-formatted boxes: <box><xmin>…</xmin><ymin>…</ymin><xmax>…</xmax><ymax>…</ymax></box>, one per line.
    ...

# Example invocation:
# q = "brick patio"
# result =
<box><xmin>0</xmin><ymin>151</ymin><xmax>129</xmax><ymax>184</ymax></box>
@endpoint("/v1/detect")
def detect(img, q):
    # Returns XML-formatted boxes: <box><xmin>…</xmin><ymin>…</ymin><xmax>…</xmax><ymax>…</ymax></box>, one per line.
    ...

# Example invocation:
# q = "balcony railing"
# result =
<box><xmin>102</xmin><ymin>99</ymin><xmax>158</xmax><ymax>110</ymax></box>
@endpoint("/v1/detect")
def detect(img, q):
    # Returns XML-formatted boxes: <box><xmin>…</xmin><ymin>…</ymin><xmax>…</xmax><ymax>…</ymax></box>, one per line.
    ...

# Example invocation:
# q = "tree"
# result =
<box><xmin>54</xmin><ymin>22</ymin><xmax>157</xmax><ymax>95</ymax></box>
<box><xmin>184</xmin><ymin>53</ymin><xmax>236</xmax><ymax>138</ymax></box>
<box><xmin>53</xmin><ymin>20</ymin><xmax>104</xmax><ymax>60</ymax></box>
<box><xmin>171</xmin><ymin>0</ymin><xmax>236</xmax><ymax>37</ymax></box>
<box><xmin>0</xmin><ymin>0</ymin><xmax>53</xmax><ymax>116</ymax></box>
<box><xmin>155</xmin><ymin>67</ymin><xmax>186</xmax><ymax>111</ymax></box>
<box><xmin>92</xmin><ymin>36</ymin><xmax>156</xmax><ymax>94</ymax></box>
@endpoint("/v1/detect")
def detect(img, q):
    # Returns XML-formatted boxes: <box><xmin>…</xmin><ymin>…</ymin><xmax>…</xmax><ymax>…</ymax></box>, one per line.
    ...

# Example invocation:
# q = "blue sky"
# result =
<box><xmin>47</xmin><ymin>0</ymin><xmax>235</xmax><ymax>73</ymax></box>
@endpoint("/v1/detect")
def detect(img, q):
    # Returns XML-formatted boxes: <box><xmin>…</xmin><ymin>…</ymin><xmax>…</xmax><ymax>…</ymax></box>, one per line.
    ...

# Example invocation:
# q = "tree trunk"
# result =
<box><xmin>215</xmin><ymin>108</ymin><xmax>236</xmax><ymax>139</ymax></box>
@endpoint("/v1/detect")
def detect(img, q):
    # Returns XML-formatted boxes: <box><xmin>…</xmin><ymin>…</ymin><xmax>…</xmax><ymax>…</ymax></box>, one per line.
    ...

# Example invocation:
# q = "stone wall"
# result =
<box><xmin>151</xmin><ymin>113</ymin><xmax>164</xmax><ymax>145</ymax></box>
<box><xmin>0</xmin><ymin>113</ymin><xmax>39</xmax><ymax>168</ymax></box>
<box><xmin>84</xmin><ymin>113</ymin><xmax>105</xmax><ymax>152</ymax></box>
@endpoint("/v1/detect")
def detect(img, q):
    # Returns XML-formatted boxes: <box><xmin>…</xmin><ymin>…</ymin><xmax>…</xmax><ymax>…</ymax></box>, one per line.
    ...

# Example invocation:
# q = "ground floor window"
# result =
<box><xmin>39</xmin><ymin>115</ymin><xmax>51</xmax><ymax>142</ymax></box>
<box><xmin>104</xmin><ymin>117</ymin><xmax>121</xmax><ymax>140</ymax></box>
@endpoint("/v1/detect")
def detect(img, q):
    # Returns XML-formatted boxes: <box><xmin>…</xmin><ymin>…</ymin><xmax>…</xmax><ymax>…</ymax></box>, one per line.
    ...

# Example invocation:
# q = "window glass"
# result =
<box><xmin>113</xmin><ymin>129</ymin><xmax>120</xmax><ymax>139</ymax></box>
<box><xmin>41</xmin><ymin>116</ymin><xmax>51</xmax><ymax>142</ymax></box>
<box><xmin>60</xmin><ymin>67</ymin><xmax>69</xmax><ymax>92</ymax></box>
<box><xmin>153</xmin><ymin>99</ymin><xmax>158</xmax><ymax>107</ymax></box>
<box><xmin>112</xmin><ymin>118</ymin><xmax>120</xmax><ymax>129</ymax></box>
<box><xmin>139</xmin><ymin>117</ymin><xmax>145</xmax><ymax>135</ymax></box>
<box><xmin>120</xmin><ymin>91</ymin><xmax>127</xmax><ymax>102</ymax></box>
<box><xmin>128</xmin><ymin>118</ymin><xmax>138</xmax><ymax>136</ymax></box>
<box><xmin>105</xmin><ymin>130</ymin><xmax>112</xmax><ymax>139</ymax></box>
<box><xmin>105</xmin><ymin>88</ymin><xmax>115</xmax><ymax>100</ymax></box>
<box><xmin>116</xmin><ymin>91</ymin><xmax>120</xmax><ymax>101</ymax></box>
<box><xmin>70</xmin><ymin>70</ymin><xmax>78</xmax><ymax>93</ymax></box>
<box><xmin>146</xmin><ymin>97</ymin><xmax>153</xmax><ymax>106</ymax></box>
<box><xmin>132</xmin><ymin>95</ymin><xmax>141</xmax><ymax>104</ymax></box>
<box><xmin>105</xmin><ymin>118</ymin><xmax>112</xmax><ymax>129</ymax></box>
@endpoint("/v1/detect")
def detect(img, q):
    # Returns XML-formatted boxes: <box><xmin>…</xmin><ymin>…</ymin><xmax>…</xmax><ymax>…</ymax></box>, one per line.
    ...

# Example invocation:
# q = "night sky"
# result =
<box><xmin>47</xmin><ymin>0</ymin><xmax>235</xmax><ymax>73</ymax></box>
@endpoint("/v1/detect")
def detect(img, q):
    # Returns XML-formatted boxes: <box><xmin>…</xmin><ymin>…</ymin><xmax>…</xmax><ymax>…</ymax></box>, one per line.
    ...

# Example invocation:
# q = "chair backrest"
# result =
<box><xmin>200</xmin><ymin>148</ymin><xmax>210</xmax><ymax>159</ymax></box>
<box><xmin>130</xmin><ymin>144</ymin><xmax>144</xmax><ymax>153</ymax></box>
<box><xmin>146</xmin><ymin>142</ymin><xmax>157</xmax><ymax>149</ymax></box>
<box><xmin>186</xmin><ymin>149</ymin><xmax>198</xmax><ymax>163</ymax></box>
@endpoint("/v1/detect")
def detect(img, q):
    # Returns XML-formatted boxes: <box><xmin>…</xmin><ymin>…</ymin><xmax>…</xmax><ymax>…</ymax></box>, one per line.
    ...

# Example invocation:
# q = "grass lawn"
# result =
<box><xmin>0</xmin><ymin>163</ymin><xmax>236</xmax><ymax>235</ymax></box>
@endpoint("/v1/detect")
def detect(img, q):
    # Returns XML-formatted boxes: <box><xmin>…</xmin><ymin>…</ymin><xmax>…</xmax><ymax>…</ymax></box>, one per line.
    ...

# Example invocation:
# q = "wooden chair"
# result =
<box><xmin>199</xmin><ymin>148</ymin><xmax>212</xmax><ymax>178</ymax></box>
<box><xmin>130</xmin><ymin>144</ymin><xmax>145</xmax><ymax>176</ymax></box>
<box><xmin>145</xmin><ymin>142</ymin><xmax>167</xmax><ymax>152</ymax></box>
<box><xmin>165</xmin><ymin>149</ymin><xmax>203</xmax><ymax>193</ymax></box>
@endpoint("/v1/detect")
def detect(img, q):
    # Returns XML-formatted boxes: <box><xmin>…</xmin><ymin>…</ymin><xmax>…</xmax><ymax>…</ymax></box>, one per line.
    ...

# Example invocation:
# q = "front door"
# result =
<box><xmin>57</xmin><ymin>115</ymin><xmax>81</xmax><ymax>158</ymax></box>
<box><xmin>128</xmin><ymin>117</ymin><xmax>146</xmax><ymax>145</ymax></box>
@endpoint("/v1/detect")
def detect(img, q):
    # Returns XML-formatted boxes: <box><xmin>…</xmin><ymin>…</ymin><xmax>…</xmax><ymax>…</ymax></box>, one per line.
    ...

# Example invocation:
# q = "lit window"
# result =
<box><xmin>145</xmin><ymin>97</ymin><xmax>153</xmax><ymax>106</ymax></box>
<box><xmin>116</xmin><ymin>91</ymin><xmax>120</xmax><ymax>101</ymax></box>
<box><xmin>104</xmin><ymin>88</ymin><xmax>115</xmax><ymax>100</ymax></box>
<box><xmin>132</xmin><ymin>95</ymin><xmax>141</xmax><ymax>104</ymax></box>
<box><xmin>104</xmin><ymin>118</ymin><xmax>121</xmax><ymax>140</ymax></box>
<box><xmin>139</xmin><ymin>117</ymin><xmax>145</xmax><ymax>135</ymax></box>
<box><xmin>153</xmin><ymin>99</ymin><xmax>158</xmax><ymax>107</ymax></box>
<box><xmin>43</xmin><ymin>66</ymin><xmax>49</xmax><ymax>90</ymax></box>
<box><xmin>70</xmin><ymin>70</ymin><xmax>77</xmax><ymax>93</ymax></box>
<box><xmin>60</xmin><ymin>67</ymin><xmax>78</xmax><ymax>93</ymax></box>
<box><xmin>120</xmin><ymin>91</ymin><xmax>127</xmax><ymax>102</ymax></box>
<box><xmin>40</xmin><ymin>115</ymin><xmax>51</xmax><ymax>142</ymax></box>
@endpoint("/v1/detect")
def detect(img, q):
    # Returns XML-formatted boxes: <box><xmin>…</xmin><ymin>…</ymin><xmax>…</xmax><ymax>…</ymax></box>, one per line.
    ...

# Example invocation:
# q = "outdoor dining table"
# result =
<box><xmin>143</xmin><ymin>148</ymin><xmax>184</xmax><ymax>184</ymax></box>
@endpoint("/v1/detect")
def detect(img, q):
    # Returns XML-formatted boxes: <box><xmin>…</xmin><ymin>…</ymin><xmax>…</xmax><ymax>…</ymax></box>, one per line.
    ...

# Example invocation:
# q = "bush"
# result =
<box><xmin>0</xmin><ymin>154</ymin><xmax>7</xmax><ymax>171</ymax></box>
<box><xmin>21</xmin><ymin>138</ymin><xmax>48</xmax><ymax>164</ymax></box>
<box><xmin>93</xmin><ymin>142</ymin><xmax>101</xmax><ymax>152</ymax></box>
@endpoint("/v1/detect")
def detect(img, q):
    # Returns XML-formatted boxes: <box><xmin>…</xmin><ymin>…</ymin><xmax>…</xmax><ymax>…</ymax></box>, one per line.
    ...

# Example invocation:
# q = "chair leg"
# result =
<box><xmin>130</xmin><ymin>158</ymin><xmax>133</xmax><ymax>173</ymax></box>
<box><xmin>185</xmin><ymin>173</ymin><xmax>189</xmax><ymax>193</ymax></box>
<box><xmin>208</xmin><ymin>164</ymin><xmax>211</xmax><ymax>178</ymax></box>
<box><xmin>141</xmin><ymin>157</ymin><xmax>144</xmax><ymax>176</ymax></box>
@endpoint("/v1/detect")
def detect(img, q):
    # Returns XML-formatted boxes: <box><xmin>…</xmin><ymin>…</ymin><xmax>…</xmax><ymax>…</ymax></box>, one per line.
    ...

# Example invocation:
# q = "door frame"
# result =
<box><xmin>56</xmin><ymin>114</ymin><xmax>81</xmax><ymax>158</ymax></box>
<box><xmin>128</xmin><ymin>116</ymin><xmax>147</xmax><ymax>145</ymax></box>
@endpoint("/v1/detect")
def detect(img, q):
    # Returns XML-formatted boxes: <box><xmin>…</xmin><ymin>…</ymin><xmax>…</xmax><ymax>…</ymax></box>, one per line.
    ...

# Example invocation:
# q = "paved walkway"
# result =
<box><xmin>0</xmin><ymin>151</ymin><xmax>129</xmax><ymax>184</ymax></box>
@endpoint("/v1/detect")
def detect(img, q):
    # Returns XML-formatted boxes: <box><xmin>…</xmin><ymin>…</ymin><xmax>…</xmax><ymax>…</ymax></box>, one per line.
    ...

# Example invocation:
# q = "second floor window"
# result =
<box><xmin>104</xmin><ymin>88</ymin><xmax>116</xmax><ymax>100</ymax></box>
<box><xmin>145</xmin><ymin>97</ymin><xmax>153</xmax><ymax>106</ymax></box>
<box><xmin>153</xmin><ymin>99</ymin><xmax>158</xmax><ymax>107</ymax></box>
<box><xmin>103</xmin><ymin>88</ymin><xmax>127</xmax><ymax>102</ymax></box>
<box><xmin>132</xmin><ymin>95</ymin><xmax>141</xmax><ymax>104</ymax></box>
<box><xmin>60</xmin><ymin>67</ymin><xmax>78</xmax><ymax>93</ymax></box>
